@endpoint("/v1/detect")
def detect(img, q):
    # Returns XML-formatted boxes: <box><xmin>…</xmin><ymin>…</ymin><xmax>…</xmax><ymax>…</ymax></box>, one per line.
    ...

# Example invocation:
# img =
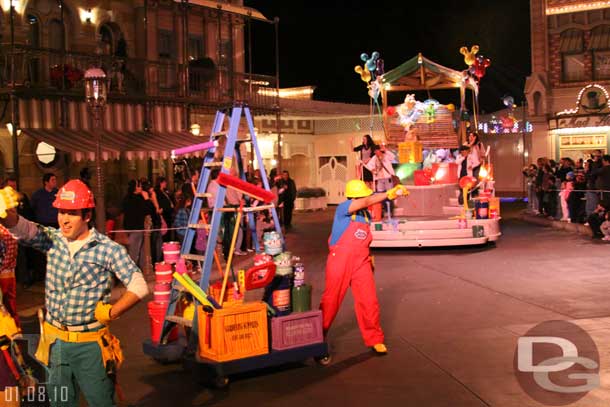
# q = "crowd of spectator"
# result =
<box><xmin>524</xmin><ymin>149</ymin><xmax>610</xmax><ymax>239</ymax></box>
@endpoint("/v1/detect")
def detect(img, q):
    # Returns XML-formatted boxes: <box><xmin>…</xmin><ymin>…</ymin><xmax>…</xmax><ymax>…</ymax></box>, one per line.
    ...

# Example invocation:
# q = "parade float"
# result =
<box><xmin>354</xmin><ymin>48</ymin><xmax>501</xmax><ymax>247</ymax></box>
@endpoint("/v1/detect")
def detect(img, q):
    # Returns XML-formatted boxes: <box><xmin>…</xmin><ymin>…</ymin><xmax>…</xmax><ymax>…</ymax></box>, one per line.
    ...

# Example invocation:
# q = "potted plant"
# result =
<box><xmin>296</xmin><ymin>187</ymin><xmax>327</xmax><ymax>211</ymax></box>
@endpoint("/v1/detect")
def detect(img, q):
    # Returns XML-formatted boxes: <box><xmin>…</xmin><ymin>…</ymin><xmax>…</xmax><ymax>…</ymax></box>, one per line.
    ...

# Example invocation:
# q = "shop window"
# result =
<box><xmin>219</xmin><ymin>39</ymin><xmax>232</xmax><ymax>70</ymax></box>
<box><xmin>48</xmin><ymin>20</ymin><xmax>64</xmax><ymax>50</ymax></box>
<box><xmin>158</xmin><ymin>30</ymin><xmax>175</xmax><ymax>59</ymax></box>
<box><xmin>157</xmin><ymin>30</ymin><xmax>176</xmax><ymax>89</ymax></box>
<box><xmin>591</xmin><ymin>25</ymin><xmax>610</xmax><ymax>80</ymax></box>
<box><xmin>560</xmin><ymin>29</ymin><xmax>585</xmax><ymax>82</ymax></box>
<box><xmin>188</xmin><ymin>36</ymin><xmax>204</xmax><ymax>61</ymax></box>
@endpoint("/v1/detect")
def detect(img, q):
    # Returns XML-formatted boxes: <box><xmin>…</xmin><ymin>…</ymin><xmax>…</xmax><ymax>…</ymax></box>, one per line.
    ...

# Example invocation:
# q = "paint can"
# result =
<box><xmin>264</xmin><ymin>275</ymin><xmax>293</xmax><ymax>316</ymax></box>
<box><xmin>263</xmin><ymin>231</ymin><xmax>283</xmax><ymax>255</ymax></box>
<box><xmin>162</xmin><ymin>241</ymin><xmax>181</xmax><ymax>264</ymax></box>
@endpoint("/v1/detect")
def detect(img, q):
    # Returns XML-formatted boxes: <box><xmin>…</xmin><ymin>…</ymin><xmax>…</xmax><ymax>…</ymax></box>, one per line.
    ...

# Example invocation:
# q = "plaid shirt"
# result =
<box><xmin>173</xmin><ymin>207</ymin><xmax>190</xmax><ymax>240</ymax></box>
<box><xmin>23</xmin><ymin>225</ymin><xmax>141</xmax><ymax>326</ymax></box>
<box><xmin>0</xmin><ymin>225</ymin><xmax>17</xmax><ymax>274</ymax></box>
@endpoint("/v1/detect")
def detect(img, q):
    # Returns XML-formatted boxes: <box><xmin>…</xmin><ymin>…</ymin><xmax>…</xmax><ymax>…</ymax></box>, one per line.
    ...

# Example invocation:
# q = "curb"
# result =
<box><xmin>519</xmin><ymin>212</ymin><xmax>593</xmax><ymax>237</ymax></box>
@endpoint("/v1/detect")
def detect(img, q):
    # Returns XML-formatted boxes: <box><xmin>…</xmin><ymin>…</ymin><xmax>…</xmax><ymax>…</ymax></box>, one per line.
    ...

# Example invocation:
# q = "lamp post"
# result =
<box><xmin>84</xmin><ymin>68</ymin><xmax>108</xmax><ymax>233</ymax></box>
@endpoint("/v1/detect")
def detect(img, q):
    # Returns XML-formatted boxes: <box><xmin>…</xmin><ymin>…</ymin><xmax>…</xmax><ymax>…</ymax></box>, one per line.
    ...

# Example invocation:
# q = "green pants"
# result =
<box><xmin>47</xmin><ymin>339</ymin><xmax>115</xmax><ymax>407</ymax></box>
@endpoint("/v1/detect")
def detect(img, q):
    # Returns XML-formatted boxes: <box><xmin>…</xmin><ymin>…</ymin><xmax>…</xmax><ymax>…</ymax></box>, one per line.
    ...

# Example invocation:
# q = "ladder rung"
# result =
<box><xmin>165</xmin><ymin>315</ymin><xmax>193</xmax><ymax>327</ymax></box>
<box><xmin>203</xmin><ymin>162</ymin><xmax>223</xmax><ymax>167</ymax></box>
<box><xmin>181</xmin><ymin>254</ymin><xmax>206</xmax><ymax>261</ymax></box>
<box><xmin>188</xmin><ymin>223</ymin><xmax>211</xmax><ymax>229</ymax></box>
<box><xmin>211</xmin><ymin>131</ymin><xmax>227</xmax><ymax>138</ymax></box>
<box><xmin>215</xmin><ymin>204</ymin><xmax>275</xmax><ymax>213</ymax></box>
<box><xmin>195</xmin><ymin>192</ymin><xmax>211</xmax><ymax>198</ymax></box>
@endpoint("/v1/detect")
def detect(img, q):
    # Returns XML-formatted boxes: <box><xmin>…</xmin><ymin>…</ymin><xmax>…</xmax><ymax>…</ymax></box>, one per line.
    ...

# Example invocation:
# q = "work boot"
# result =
<box><xmin>372</xmin><ymin>343</ymin><xmax>387</xmax><ymax>355</ymax></box>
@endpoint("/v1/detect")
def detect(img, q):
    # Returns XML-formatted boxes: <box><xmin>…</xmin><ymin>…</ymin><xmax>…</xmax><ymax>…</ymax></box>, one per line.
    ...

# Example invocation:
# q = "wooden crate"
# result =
<box><xmin>270</xmin><ymin>310</ymin><xmax>324</xmax><ymax>351</ymax></box>
<box><xmin>198</xmin><ymin>301</ymin><xmax>268</xmax><ymax>362</ymax></box>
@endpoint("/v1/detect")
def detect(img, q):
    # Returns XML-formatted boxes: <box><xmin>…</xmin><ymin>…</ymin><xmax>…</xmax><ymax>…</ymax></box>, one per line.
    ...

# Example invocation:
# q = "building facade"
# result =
<box><xmin>526</xmin><ymin>0</ymin><xmax>610</xmax><ymax>163</ymax></box>
<box><xmin>0</xmin><ymin>0</ymin><xmax>278</xmax><ymax>207</ymax></box>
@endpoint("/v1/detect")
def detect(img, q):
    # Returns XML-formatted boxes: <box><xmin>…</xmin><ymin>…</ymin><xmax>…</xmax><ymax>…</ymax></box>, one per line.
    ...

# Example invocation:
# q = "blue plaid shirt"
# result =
<box><xmin>173</xmin><ymin>207</ymin><xmax>190</xmax><ymax>241</ymax></box>
<box><xmin>23</xmin><ymin>225</ymin><xmax>141</xmax><ymax>326</ymax></box>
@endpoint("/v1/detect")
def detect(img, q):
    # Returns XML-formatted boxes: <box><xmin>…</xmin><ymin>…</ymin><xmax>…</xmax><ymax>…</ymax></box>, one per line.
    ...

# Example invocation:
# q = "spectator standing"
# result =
<box><xmin>535</xmin><ymin>157</ymin><xmax>548</xmax><ymax>215</ymax></box>
<box><xmin>173</xmin><ymin>193</ymin><xmax>193</xmax><ymax>243</ymax></box>
<box><xmin>559</xmin><ymin>172</ymin><xmax>574</xmax><ymax>222</ymax></box>
<box><xmin>523</xmin><ymin>164</ymin><xmax>538</xmax><ymax>213</ymax></box>
<box><xmin>30</xmin><ymin>173</ymin><xmax>58</xmax><ymax>282</ymax></box>
<box><xmin>31</xmin><ymin>173</ymin><xmax>59</xmax><ymax>228</ymax></box>
<box><xmin>5</xmin><ymin>176</ymin><xmax>35</xmax><ymax>288</ymax></box>
<box><xmin>542</xmin><ymin>165</ymin><xmax>557</xmax><ymax>218</ymax></box>
<box><xmin>122</xmin><ymin>179</ymin><xmax>155</xmax><ymax>268</ymax></box>
<box><xmin>155</xmin><ymin>176</ymin><xmax>174</xmax><ymax>242</ymax></box>
<box><xmin>594</xmin><ymin>155</ymin><xmax>610</xmax><ymax>207</ymax></box>
<box><xmin>569</xmin><ymin>172</ymin><xmax>587</xmax><ymax>223</ymax></box>
<box><xmin>141</xmin><ymin>178</ymin><xmax>163</xmax><ymax>263</ymax></box>
<box><xmin>280</xmin><ymin>171</ymin><xmax>297</xmax><ymax>230</ymax></box>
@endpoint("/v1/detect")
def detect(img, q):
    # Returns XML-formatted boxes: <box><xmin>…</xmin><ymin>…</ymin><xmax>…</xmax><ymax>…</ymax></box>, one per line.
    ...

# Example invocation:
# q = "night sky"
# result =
<box><xmin>244</xmin><ymin>0</ymin><xmax>531</xmax><ymax>113</ymax></box>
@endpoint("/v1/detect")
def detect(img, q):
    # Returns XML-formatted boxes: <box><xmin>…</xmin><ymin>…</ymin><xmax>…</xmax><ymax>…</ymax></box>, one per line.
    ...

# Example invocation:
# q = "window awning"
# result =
<box><xmin>175</xmin><ymin>0</ymin><xmax>271</xmax><ymax>23</ymax></box>
<box><xmin>21</xmin><ymin>128</ymin><xmax>210</xmax><ymax>162</ymax></box>
<box><xmin>590</xmin><ymin>25</ymin><xmax>610</xmax><ymax>50</ymax></box>
<box><xmin>560</xmin><ymin>29</ymin><xmax>584</xmax><ymax>53</ymax></box>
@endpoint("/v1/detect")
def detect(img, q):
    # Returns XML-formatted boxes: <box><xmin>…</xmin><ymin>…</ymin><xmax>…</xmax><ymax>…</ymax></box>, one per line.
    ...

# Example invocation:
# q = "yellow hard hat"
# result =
<box><xmin>345</xmin><ymin>180</ymin><xmax>373</xmax><ymax>198</ymax></box>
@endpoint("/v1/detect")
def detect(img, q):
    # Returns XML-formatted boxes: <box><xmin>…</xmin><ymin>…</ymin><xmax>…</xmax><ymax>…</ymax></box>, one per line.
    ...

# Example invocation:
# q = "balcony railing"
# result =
<box><xmin>0</xmin><ymin>45</ymin><xmax>279</xmax><ymax>111</ymax></box>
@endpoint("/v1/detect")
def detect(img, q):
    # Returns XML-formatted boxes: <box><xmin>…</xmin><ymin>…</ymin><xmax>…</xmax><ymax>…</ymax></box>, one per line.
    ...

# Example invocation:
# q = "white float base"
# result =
<box><xmin>370</xmin><ymin>217</ymin><xmax>501</xmax><ymax>248</ymax></box>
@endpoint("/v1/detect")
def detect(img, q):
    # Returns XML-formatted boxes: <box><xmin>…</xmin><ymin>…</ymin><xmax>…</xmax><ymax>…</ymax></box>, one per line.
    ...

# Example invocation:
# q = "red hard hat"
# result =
<box><xmin>53</xmin><ymin>179</ymin><xmax>95</xmax><ymax>209</ymax></box>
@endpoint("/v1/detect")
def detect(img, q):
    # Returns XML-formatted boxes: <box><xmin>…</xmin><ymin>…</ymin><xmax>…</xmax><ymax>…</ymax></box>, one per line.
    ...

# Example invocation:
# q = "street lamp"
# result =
<box><xmin>84</xmin><ymin>67</ymin><xmax>107</xmax><ymax>233</ymax></box>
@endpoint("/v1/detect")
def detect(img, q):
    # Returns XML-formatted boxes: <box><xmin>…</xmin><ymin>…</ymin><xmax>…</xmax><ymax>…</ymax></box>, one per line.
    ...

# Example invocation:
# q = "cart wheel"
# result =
<box><xmin>315</xmin><ymin>354</ymin><xmax>332</xmax><ymax>366</ymax></box>
<box><xmin>213</xmin><ymin>375</ymin><xmax>229</xmax><ymax>388</ymax></box>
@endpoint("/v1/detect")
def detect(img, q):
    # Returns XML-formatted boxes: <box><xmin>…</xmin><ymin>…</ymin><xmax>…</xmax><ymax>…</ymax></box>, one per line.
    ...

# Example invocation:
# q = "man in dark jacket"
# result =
<box><xmin>122</xmin><ymin>179</ymin><xmax>155</xmax><ymax>267</ymax></box>
<box><xmin>594</xmin><ymin>155</ymin><xmax>610</xmax><ymax>207</ymax></box>
<box><xmin>280</xmin><ymin>171</ymin><xmax>297</xmax><ymax>229</ymax></box>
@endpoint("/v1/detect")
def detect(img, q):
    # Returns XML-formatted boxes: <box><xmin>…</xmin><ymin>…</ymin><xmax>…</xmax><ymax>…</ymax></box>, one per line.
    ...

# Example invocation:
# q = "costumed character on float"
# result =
<box><xmin>320</xmin><ymin>180</ymin><xmax>408</xmax><ymax>355</ymax></box>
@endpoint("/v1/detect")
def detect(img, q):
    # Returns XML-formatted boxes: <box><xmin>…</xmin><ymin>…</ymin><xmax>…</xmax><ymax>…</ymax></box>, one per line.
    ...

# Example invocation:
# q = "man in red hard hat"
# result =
<box><xmin>320</xmin><ymin>179</ymin><xmax>408</xmax><ymax>356</ymax></box>
<box><xmin>0</xmin><ymin>179</ymin><xmax>149</xmax><ymax>406</ymax></box>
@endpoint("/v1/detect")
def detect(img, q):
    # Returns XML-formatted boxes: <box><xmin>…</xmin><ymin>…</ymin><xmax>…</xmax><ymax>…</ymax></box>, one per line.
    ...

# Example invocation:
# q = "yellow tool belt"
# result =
<box><xmin>35</xmin><ymin>322</ymin><xmax>123</xmax><ymax>370</ymax></box>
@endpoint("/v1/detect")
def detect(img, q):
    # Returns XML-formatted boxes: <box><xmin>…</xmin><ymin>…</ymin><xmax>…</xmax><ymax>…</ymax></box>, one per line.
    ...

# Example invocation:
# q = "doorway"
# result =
<box><xmin>318</xmin><ymin>155</ymin><xmax>347</xmax><ymax>204</ymax></box>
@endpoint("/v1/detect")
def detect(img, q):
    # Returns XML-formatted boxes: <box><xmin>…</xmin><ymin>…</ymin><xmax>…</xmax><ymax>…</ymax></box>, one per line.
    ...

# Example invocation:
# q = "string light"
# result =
<box><xmin>546</xmin><ymin>1</ymin><xmax>610</xmax><ymax>15</ymax></box>
<box><xmin>557</xmin><ymin>84</ymin><xmax>610</xmax><ymax>116</ymax></box>
<box><xmin>550</xmin><ymin>126</ymin><xmax>610</xmax><ymax>135</ymax></box>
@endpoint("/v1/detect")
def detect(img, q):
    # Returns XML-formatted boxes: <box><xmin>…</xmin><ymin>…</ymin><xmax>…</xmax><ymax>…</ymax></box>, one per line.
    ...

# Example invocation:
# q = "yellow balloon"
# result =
<box><xmin>445</xmin><ymin>103</ymin><xmax>455</xmax><ymax>112</ymax></box>
<box><xmin>354</xmin><ymin>65</ymin><xmax>371</xmax><ymax>83</ymax></box>
<box><xmin>459</xmin><ymin>45</ymin><xmax>479</xmax><ymax>66</ymax></box>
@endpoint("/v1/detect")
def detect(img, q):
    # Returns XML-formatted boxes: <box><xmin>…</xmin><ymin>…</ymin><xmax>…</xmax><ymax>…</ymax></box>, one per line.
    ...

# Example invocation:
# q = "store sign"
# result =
<box><xmin>554</xmin><ymin>114</ymin><xmax>610</xmax><ymax>129</ymax></box>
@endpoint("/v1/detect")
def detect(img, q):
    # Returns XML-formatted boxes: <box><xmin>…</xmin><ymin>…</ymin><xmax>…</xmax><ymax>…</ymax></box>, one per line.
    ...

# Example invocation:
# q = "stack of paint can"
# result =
<box><xmin>148</xmin><ymin>261</ymin><xmax>178</xmax><ymax>343</ymax></box>
<box><xmin>154</xmin><ymin>262</ymin><xmax>173</xmax><ymax>302</ymax></box>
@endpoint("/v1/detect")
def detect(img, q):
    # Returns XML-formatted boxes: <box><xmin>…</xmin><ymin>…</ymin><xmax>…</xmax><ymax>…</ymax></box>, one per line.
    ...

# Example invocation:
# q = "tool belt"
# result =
<box><xmin>35</xmin><ymin>321</ymin><xmax>124</xmax><ymax>371</ymax></box>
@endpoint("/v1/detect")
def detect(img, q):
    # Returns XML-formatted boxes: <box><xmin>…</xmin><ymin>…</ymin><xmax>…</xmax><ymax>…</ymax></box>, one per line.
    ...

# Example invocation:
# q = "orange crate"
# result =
<box><xmin>197</xmin><ymin>301</ymin><xmax>268</xmax><ymax>362</ymax></box>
